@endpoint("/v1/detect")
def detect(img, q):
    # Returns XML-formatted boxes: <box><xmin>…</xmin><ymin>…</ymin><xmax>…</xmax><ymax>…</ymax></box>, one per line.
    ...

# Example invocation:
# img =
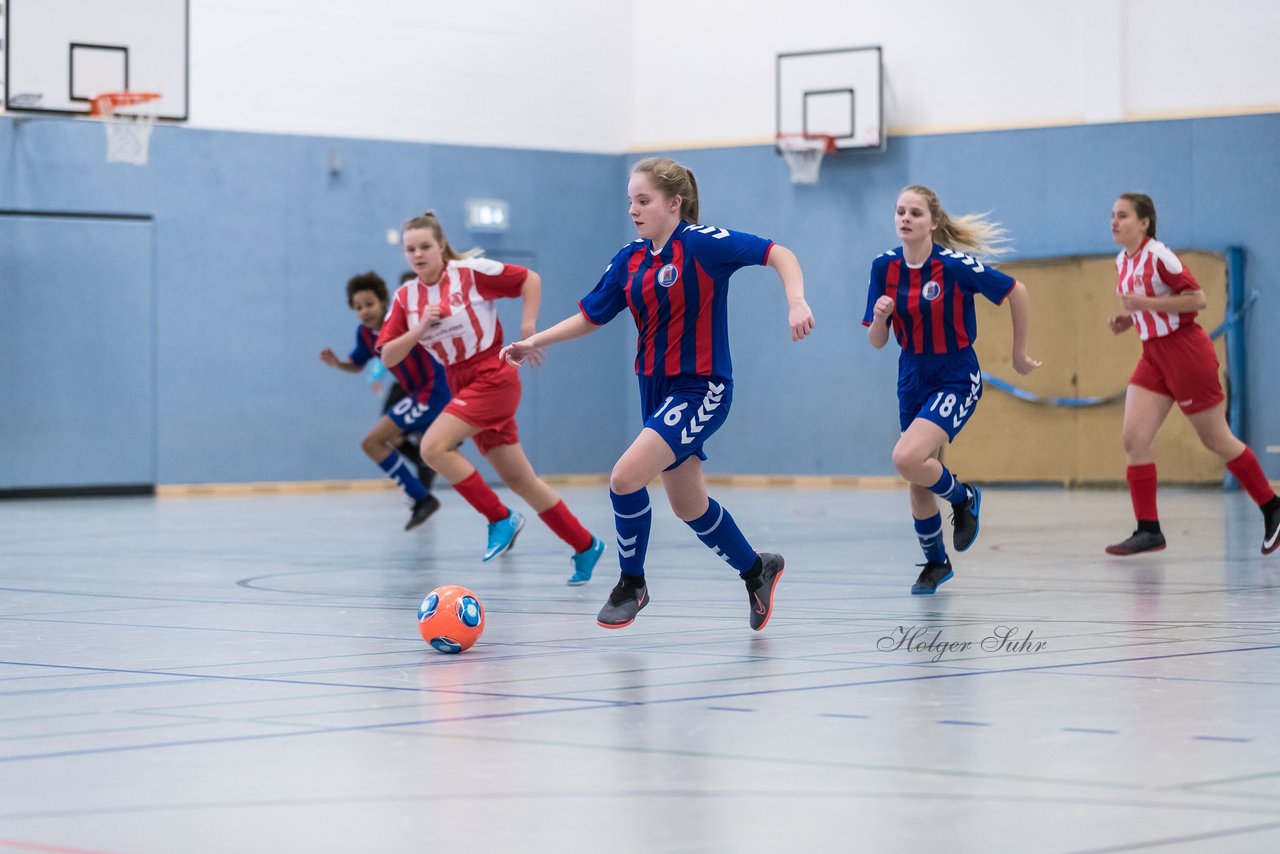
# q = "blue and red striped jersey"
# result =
<box><xmin>579</xmin><ymin>222</ymin><xmax>774</xmax><ymax>379</ymax></box>
<box><xmin>351</xmin><ymin>324</ymin><xmax>444</xmax><ymax>401</ymax></box>
<box><xmin>862</xmin><ymin>245</ymin><xmax>1015</xmax><ymax>355</ymax></box>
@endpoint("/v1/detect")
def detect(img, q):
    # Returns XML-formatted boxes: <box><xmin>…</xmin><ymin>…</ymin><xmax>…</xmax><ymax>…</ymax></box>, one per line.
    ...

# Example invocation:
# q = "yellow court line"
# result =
<box><xmin>628</xmin><ymin>105</ymin><xmax>1280</xmax><ymax>153</ymax></box>
<box><xmin>155</xmin><ymin>474</ymin><xmax>906</xmax><ymax>498</ymax></box>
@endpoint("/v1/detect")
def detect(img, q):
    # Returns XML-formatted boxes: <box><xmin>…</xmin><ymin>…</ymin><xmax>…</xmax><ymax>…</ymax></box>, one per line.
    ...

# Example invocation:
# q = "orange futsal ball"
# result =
<box><xmin>417</xmin><ymin>585</ymin><xmax>484</xmax><ymax>653</ymax></box>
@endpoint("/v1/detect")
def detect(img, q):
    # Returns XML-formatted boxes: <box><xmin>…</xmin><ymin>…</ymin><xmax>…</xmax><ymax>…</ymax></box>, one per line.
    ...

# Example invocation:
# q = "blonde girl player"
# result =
<box><xmin>377</xmin><ymin>213</ymin><xmax>604</xmax><ymax>584</ymax></box>
<box><xmin>865</xmin><ymin>185</ymin><xmax>1040</xmax><ymax>594</ymax></box>
<box><xmin>1105</xmin><ymin>192</ymin><xmax>1279</xmax><ymax>556</ymax></box>
<box><xmin>501</xmin><ymin>157</ymin><xmax>814</xmax><ymax>630</ymax></box>
<box><xmin>320</xmin><ymin>271</ymin><xmax>445</xmax><ymax>531</ymax></box>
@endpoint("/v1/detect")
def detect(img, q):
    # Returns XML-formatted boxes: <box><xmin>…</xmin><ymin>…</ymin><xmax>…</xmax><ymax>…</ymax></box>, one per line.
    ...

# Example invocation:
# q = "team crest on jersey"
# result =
<box><xmin>922</xmin><ymin>281</ymin><xmax>942</xmax><ymax>301</ymax></box>
<box><xmin>657</xmin><ymin>263</ymin><xmax>680</xmax><ymax>288</ymax></box>
<box><xmin>450</xmin><ymin>292</ymin><xmax>466</xmax><ymax>307</ymax></box>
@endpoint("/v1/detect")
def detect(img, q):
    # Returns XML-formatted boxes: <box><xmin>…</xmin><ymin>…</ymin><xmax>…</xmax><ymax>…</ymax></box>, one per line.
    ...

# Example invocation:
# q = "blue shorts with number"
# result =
<box><xmin>639</xmin><ymin>374</ymin><xmax>733</xmax><ymax>470</ymax></box>
<box><xmin>387</xmin><ymin>381</ymin><xmax>451</xmax><ymax>436</ymax></box>
<box><xmin>898</xmin><ymin>348</ymin><xmax>983</xmax><ymax>441</ymax></box>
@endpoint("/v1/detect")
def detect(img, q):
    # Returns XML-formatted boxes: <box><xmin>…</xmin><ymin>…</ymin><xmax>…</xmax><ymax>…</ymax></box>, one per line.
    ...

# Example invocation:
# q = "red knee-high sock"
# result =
<box><xmin>1127</xmin><ymin>463</ymin><xmax>1159</xmax><ymax>522</ymax></box>
<box><xmin>453</xmin><ymin>471</ymin><xmax>509</xmax><ymax>523</ymax></box>
<box><xmin>538</xmin><ymin>500</ymin><xmax>594</xmax><ymax>553</ymax></box>
<box><xmin>1226</xmin><ymin>448</ymin><xmax>1277</xmax><ymax>506</ymax></box>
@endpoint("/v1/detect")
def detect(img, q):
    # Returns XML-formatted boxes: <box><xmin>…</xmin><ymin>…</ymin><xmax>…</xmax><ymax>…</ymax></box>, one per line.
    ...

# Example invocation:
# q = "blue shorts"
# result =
<box><xmin>898</xmin><ymin>349</ymin><xmax>983</xmax><ymax>441</ymax></box>
<box><xmin>639</xmin><ymin>374</ymin><xmax>733</xmax><ymax>470</ymax></box>
<box><xmin>386</xmin><ymin>382</ymin><xmax>450</xmax><ymax>436</ymax></box>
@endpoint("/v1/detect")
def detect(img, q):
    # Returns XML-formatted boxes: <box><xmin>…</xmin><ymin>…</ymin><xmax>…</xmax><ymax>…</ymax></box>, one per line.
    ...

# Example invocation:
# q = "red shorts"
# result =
<box><xmin>444</xmin><ymin>350</ymin><xmax>521</xmax><ymax>454</ymax></box>
<box><xmin>1129</xmin><ymin>323</ymin><xmax>1224</xmax><ymax>415</ymax></box>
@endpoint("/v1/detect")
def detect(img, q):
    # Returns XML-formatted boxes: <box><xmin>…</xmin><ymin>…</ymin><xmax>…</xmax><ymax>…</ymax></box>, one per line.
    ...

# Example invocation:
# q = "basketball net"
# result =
<box><xmin>90</xmin><ymin>92</ymin><xmax>161</xmax><ymax>166</ymax></box>
<box><xmin>777</xmin><ymin>133</ymin><xmax>835</xmax><ymax>185</ymax></box>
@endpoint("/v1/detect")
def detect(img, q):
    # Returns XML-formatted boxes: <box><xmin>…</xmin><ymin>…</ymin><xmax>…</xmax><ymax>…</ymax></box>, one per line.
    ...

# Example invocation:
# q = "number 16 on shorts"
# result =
<box><xmin>644</xmin><ymin>378</ymin><xmax>733</xmax><ymax>460</ymax></box>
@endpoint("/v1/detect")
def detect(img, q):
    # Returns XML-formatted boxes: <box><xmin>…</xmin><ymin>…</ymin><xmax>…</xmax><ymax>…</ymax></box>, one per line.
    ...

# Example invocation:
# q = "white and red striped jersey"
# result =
<box><xmin>1115</xmin><ymin>237</ymin><xmax>1200</xmax><ymax>341</ymax></box>
<box><xmin>378</xmin><ymin>258</ymin><xmax>527</xmax><ymax>366</ymax></box>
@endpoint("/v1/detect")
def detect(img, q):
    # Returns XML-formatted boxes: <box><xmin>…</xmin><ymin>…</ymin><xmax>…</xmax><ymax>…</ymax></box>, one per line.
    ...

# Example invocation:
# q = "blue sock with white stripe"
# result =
<box><xmin>685</xmin><ymin>497</ymin><xmax>757</xmax><ymax>574</ymax></box>
<box><xmin>914</xmin><ymin>513</ymin><xmax>948</xmax><ymax>564</ymax></box>
<box><xmin>610</xmin><ymin>488</ymin><xmax>651</xmax><ymax>578</ymax></box>
<box><xmin>378</xmin><ymin>451</ymin><xmax>427</xmax><ymax>501</ymax></box>
<box><xmin>929</xmin><ymin>466</ymin><xmax>969</xmax><ymax>505</ymax></box>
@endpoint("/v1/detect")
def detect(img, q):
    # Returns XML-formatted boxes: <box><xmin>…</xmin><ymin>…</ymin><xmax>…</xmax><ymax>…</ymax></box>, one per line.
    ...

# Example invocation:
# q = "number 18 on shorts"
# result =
<box><xmin>902</xmin><ymin>371</ymin><xmax>982</xmax><ymax>441</ymax></box>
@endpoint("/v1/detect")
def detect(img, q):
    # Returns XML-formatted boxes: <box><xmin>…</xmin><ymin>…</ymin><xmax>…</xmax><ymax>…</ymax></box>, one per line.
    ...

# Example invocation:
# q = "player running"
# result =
<box><xmin>1104</xmin><ymin>192</ymin><xmax>1279</xmax><ymax>556</ymax></box>
<box><xmin>321</xmin><ymin>271</ymin><xmax>446</xmax><ymax>530</ymax></box>
<box><xmin>378</xmin><ymin>212</ymin><xmax>604</xmax><ymax>583</ymax></box>
<box><xmin>864</xmin><ymin>185</ymin><xmax>1039</xmax><ymax>594</ymax></box>
<box><xmin>502</xmin><ymin>157</ymin><xmax>814</xmax><ymax>630</ymax></box>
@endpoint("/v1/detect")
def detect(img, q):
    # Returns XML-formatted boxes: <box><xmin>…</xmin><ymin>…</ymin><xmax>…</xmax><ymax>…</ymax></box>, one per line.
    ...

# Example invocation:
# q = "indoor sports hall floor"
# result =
<box><xmin>3</xmin><ymin>484</ymin><xmax>1279</xmax><ymax>854</ymax></box>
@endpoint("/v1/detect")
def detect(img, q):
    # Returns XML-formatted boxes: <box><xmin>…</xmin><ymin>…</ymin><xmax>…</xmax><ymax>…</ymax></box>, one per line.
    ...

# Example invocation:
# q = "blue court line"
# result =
<box><xmin>1194</xmin><ymin>735</ymin><xmax>1252</xmax><ymax>743</ymax></box>
<box><xmin>4</xmin><ymin>641</ymin><xmax>1278</xmax><ymax>764</ymax></box>
<box><xmin>706</xmin><ymin>706</ymin><xmax>754</xmax><ymax>713</ymax></box>
<box><xmin>1062</xmin><ymin>818</ymin><xmax>1280</xmax><ymax>854</ymax></box>
<box><xmin>938</xmin><ymin>720</ymin><xmax>990</xmax><ymax>727</ymax></box>
<box><xmin>0</xmin><ymin>660</ymin><xmax>634</xmax><ymax>707</ymax></box>
<box><xmin>1061</xmin><ymin>727</ymin><xmax>1119</xmax><ymax>735</ymax></box>
<box><xmin>0</xmin><ymin>613</ymin><xmax>416</xmax><ymax>643</ymax></box>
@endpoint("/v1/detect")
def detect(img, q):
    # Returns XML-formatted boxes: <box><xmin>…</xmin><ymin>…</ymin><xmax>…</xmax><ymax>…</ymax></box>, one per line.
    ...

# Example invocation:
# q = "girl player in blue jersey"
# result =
<box><xmin>864</xmin><ymin>185</ymin><xmax>1040</xmax><ymax>594</ymax></box>
<box><xmin>501</xmin><ymin>157</ymin><xmax>814</xmax><ymax>630</ymax></box>
<box><xmin>321</xmin><ymin>272</ymin><xmax>448</xmax><ymax>530</ymax></box>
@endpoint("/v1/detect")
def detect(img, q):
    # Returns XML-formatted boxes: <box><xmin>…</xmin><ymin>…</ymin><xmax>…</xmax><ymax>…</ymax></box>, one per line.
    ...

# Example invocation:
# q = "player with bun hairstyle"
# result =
<box><xmin>378</xmin><ymin>213</ymin><xmax>604</xmax><ymax>583</ymax></box>
<box><xmin>864</xmin><ymin>185</ymin><xmax>1040</xmax><ymax>594</ymax></box>
<box><xmin>1105</xmin><ymin>192</ymin><xmax>1279</xmax><ymax>556</ymax></box>
<box><xmin>502</xmin><ymin>157</ymin><xmax>814</xmax><ymax>630</ymax></box>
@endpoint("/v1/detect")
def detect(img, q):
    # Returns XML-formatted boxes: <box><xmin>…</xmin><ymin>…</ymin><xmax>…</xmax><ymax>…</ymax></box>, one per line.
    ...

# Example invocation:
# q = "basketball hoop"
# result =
<box><xmin>90</xmin><ymin>92</ymin><xmax>162</xmax><ymax>165</ymax></box>
<box><xmin>777</xmin><ymin>133</ymin><xmax>836</xmax><ymax>185</ymax></box>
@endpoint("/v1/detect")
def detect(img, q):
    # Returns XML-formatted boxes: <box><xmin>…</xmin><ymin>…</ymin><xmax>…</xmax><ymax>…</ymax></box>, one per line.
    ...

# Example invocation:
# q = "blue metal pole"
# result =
<box><xmin>1224</xmin><ymin>246</ymin><xmax>1246</xmax><ymax>491</ymax></box>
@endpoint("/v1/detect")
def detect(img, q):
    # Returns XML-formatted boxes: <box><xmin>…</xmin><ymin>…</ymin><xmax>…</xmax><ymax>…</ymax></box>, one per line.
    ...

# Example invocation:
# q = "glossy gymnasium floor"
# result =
<box><xmin>3</xmin><ymin>483</ymin><xmax>1280</xmax><ymax>854</ymax></box>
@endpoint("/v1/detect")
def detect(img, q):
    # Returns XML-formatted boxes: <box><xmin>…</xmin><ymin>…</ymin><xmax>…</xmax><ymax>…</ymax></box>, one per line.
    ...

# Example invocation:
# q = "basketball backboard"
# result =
<box><xmin>4</xmin><ymin>0</ymin><xmax>187</xmax><ymax>120</ymax></box>
<box><xmin>776</xmin><ymin>45</ymin><xmax>884</xmax><ymax>152</ymax></box>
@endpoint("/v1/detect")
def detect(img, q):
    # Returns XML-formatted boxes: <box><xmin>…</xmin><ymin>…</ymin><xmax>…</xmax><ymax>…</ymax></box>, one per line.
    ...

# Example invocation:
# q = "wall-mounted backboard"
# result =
<box><xmin>4</xmin><ymin>0</ymin><xmax>187</xmax><ymax>119</ymax></box>
<box><xmin>776</xmin><ymin>45</ymin><xmax>884</xmax><ymax>152</ymax></box>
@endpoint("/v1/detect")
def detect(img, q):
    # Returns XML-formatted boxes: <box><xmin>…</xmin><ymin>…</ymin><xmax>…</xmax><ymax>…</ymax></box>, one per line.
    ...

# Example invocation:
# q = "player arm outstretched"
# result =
<box><xmin>766</xmin><ymin>245</ymin><xmax>814</xmax><ymax>341</ymax></box>
<box><xmin>319</xmin><ymin>348</ymin><xmax>364</xmax><ymax>373</ymax></box>
<box><xmin>501</xmin><ymin>312</ymin><xmax>599</xmax><ymax>367</ymax></box>
<box><xmin>1006</xmin><ymin>280</ymin><xmax>1041</xmax><ymax>375</ymax></box>
<box><xmin>519</xmin><ymin>270</ymin><xmax>542</xmax><ymax>340</ymax></box>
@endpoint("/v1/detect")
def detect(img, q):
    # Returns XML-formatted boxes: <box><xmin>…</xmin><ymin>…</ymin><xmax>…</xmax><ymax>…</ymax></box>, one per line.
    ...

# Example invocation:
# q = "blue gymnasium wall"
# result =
<box><xmin>0</xmin><ymin>117</ymin><xmax>631</xmax><ymax>485</ymax></box>
<box><xmin>652</xmin><ymin>113</ymin><xmax>1280</xmax><ymax>479</ymax></box>
<box><xmin>1</xmin><ymin>112</ymin><xmax>1276</xmax><ymax>484</ymax></box>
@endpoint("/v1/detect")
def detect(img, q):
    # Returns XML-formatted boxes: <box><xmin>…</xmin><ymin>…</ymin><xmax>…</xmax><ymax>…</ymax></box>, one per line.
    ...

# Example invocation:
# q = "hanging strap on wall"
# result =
<box><xmin>982</xmin><ymin>289</ymin><xmax>1258</xmax><ymax>409</ymax></box>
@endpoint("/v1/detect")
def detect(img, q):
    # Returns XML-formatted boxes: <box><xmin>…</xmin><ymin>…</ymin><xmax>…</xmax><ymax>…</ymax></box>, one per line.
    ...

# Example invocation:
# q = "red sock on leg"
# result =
<box><xmin>1225</xmin><ymin>448</ymin><xmax>1277</xmax><ymax>506</ymax></box>
<box><xmin>453</xmin><ymin>471</ymin><xmax>509</xmax><ymax>523</ymax></box>
<box><xmin>538</xmin><ymin>500</ymin><xmax>594</xmax><ymax>553</ymax></box>
<box><xmin>1127</xmin><ymin>463</ymin><xmax>1159</xmax><ymax>523</ymax></box>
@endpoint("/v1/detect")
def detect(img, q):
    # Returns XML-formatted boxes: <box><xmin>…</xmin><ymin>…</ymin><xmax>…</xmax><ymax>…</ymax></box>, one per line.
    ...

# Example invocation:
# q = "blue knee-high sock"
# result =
<box><xmin>610</xmin><ymin>488</ymin><xmax>651</xmax><ymax>578</ymax></box>
<box><xmin>929</xmin><ymin>466</ymin><xmax>969</xmax><ymax>505</ymax></box>
<box><xmin>378</xmin><ymin>451</ymin><xmax>427</xmax><ymax>501</ymax></box>
<box><xmin>686</xmin><ymin>497</ymin><xmax>758</xmax><ymax>574</ymax></box>
<box><xmin>914</xmin><ymin>513</ymin><xmax>948</xmax><ymax>564</ymax></box>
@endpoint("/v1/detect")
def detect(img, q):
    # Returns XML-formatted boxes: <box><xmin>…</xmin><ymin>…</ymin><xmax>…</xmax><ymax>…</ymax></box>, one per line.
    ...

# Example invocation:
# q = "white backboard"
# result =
<box><xmin>4</xmin><ymin>0</ymin><xmax>187</xmax><ymax>119</ymax></box>
<box><xmin>777</xmin><ymin>46</ymin><xmax>884</xmax><ymax>152</ymax></box>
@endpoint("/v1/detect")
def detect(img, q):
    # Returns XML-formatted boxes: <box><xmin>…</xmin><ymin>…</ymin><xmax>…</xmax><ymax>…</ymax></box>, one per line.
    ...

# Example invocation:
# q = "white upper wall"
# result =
<box><xmin>176</xmin><ymin>0</ymin><xmax>1279</xmax><ymax>152</ymax></box>
<box><xmin>189</xmin><ymin>0</ymin><xmax>632</xmax><ymax>151</ymax></box>
<box><xmin>627</xmin><ymin>0</ymin><xmax>1280</xmax><ymax>149</ymax></box>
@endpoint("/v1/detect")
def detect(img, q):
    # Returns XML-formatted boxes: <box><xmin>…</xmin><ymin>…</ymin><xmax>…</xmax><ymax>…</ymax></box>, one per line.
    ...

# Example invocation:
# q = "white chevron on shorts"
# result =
<box><xmin>681</xmin><ymin>382</ymin><xmax>727</xmax><ymax>445</ymax></box>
